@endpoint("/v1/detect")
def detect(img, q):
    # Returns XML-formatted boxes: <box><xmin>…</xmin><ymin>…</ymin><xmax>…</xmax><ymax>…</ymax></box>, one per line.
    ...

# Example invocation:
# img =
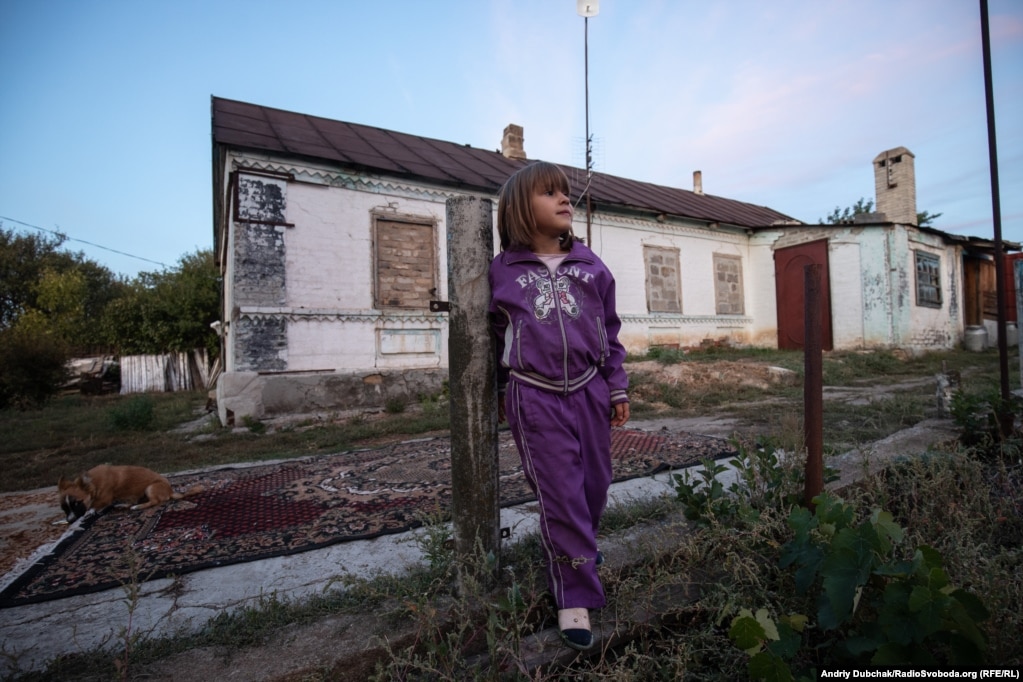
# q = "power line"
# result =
<box><xmin>0</xmin><ymin>214</ymin><xmax>170</xmax><ymax>269</ymax></box>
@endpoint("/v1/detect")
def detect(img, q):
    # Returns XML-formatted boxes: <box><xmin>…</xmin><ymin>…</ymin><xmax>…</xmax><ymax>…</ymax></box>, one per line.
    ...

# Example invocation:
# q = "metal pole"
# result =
<box><xmin>445</xmin><ymin>195</ymin><xmax>500</xmax><ymax>582</ymax></box>
<box><xmin>584</xmin><ymin>15</ymin><xmax>593</xmax><ymax>245</ymax></box>
<box><xmin>804</xmin><ymin>264</ymin><xmax>824</xmax><ymax>508</ymax></box>
<box><xmin>980</xmin><ymin>0</ymin><xmax>1010</xmax><ymax>411</ymax></box>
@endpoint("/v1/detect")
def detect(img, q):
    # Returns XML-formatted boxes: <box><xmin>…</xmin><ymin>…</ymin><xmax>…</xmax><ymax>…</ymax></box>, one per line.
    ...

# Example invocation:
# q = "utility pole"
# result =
<box><xmin>444</xmin><ymin>195</ymin><xmax>500</xmax><ymax>586</ymax></box>
<box><xmin>979</xmin><ymin>0</ymin><xmax>1011</xmax><ymax>431</ymax></box>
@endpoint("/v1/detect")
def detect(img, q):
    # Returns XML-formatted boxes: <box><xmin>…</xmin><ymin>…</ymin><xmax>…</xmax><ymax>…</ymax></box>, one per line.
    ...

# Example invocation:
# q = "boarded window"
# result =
<box><xmin>713</xmin><ymin>254</ymin><xmax>745</xmax><ymax>315</ymax></box>
<box><xmin>915</xmin><ymin>251</ymin><xmax>942</xmax><ymax>308</ymax></box>
<box><xmin>644</xmin><ymin>246</ymin><xmax>682</xmax><ymax>313</ymax></box>
<box><xmin>374</xmin><ymin>219</ymin><xmax>437</xmax><ymax>309</ymax></box>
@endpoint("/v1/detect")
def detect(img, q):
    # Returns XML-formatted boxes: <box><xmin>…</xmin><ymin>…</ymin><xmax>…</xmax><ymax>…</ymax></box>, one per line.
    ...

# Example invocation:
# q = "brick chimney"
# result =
<box><xmin>693</xmin><ymin>170</ymin><xmax>703</xmax><ymax>195</ymax></box>
<box><xmin>501</xmin><ymin>124</ymin><xmax>526</xmax><ymax>160</ymax></box>
<box><xmin>873</xmin><ymin>146</ymin><xmax>917</xmax><ymax>225</ymax></box>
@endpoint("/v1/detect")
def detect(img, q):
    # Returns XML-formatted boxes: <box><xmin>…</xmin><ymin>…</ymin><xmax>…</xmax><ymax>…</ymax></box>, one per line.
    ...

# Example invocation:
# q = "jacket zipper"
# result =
<box><xmin>596</xmin><ymin>316</ymin><xmax>607</xmax><ymax>367</ymax></box>
<box><xmin>550</xmin><ymin>270</ymin><xmax>570</xmax><ymax>394</ymax></box>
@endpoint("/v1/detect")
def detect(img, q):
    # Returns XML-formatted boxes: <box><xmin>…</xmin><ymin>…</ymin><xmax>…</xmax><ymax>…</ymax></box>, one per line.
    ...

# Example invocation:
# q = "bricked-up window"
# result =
<box><xmin>374</xmin><ymin>218</ymin><xmax>437</xmax><ymax>309</ymax></box>
<box><xmin>644</xmin><ymin>245</ymin><xmax>682</xmax><ymax>313</ymax></box>
<box><xmin>713</xmin><ymin>254</ymin><xmax>745</xmax><ymax>315</ymax></box>
<box><xmin>915</xmin><ymin>251</ymin><xmax>942</xmax><ymax>308</ymax></box>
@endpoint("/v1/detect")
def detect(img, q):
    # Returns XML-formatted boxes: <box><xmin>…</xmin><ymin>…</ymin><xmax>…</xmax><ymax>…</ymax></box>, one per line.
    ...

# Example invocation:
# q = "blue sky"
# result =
<box><xmin>1</xmin><ymin>0</ymin><xmax>1021</xmax><ymax>278</ymax></box>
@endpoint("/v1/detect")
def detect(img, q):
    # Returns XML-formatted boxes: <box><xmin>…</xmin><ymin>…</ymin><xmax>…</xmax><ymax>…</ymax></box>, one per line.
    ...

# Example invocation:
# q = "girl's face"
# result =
<box><xmin>530</xmin><ymin>186</ymin><xmax>573</xmax><ymax>241</ymax></box>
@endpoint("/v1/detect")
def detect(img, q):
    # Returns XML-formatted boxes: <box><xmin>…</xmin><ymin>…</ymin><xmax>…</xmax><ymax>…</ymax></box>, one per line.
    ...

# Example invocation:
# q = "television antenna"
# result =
<box><xmin>577</xmin><ymin>0</ymin><xmax>598</xmax><ymax>243</ymax></box>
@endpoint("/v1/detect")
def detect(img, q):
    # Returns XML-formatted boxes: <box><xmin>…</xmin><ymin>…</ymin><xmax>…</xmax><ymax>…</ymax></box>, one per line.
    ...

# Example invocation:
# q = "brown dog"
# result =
<box><xmin>57</xmin><ymin>465</ymin><xmax>202</xmax><ymax>523</ymax></box>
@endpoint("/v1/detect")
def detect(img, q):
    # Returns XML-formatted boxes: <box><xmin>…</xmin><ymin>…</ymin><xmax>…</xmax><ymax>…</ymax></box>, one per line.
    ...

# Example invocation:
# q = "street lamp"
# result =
<box><xmin>576</xmin><ymin>0</ymin><xmax>598</xmax><ymax>243</ymax></box>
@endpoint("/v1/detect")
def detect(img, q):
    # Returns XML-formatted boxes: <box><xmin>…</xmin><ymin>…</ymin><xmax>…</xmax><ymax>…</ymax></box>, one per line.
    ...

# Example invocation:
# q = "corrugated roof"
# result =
<box><xmin>212</xmin><ymin>96</ymin><xmax>799</xmax><ymax>228</ymax></box>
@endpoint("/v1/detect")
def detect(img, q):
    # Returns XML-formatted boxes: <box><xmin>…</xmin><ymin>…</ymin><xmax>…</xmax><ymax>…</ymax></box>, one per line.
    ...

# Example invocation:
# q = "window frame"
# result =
<box><xmin>713</xmin><ymin>253</ymin><xmax>745</xmax><ymax>316</ymax></box>
<box><xmin>914</xmin><ymin>250</ymin><xmax>942</xmax><ymax>309</ymax></box>
<box><xmin>372</xmin><ymin>215</ymin><xmax>438</xmax><ymax>310</ymax></box>
<box><xmin>643</xmin><ymin>245</ymin><xmax>683</xmax><ymax>314</ymax></box>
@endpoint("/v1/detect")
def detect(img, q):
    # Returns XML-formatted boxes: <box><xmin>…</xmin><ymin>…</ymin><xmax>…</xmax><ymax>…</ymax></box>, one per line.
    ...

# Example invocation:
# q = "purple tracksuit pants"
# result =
<box><xmin>505</xmin><ymin>375</ymin><xmax>613</xmax><ymax>610</ymax></box>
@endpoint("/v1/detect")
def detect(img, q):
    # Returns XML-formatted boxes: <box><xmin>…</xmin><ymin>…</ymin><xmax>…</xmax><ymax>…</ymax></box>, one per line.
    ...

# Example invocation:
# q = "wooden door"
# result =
<box><xmin>963</xmin><ymin>256</ymin><xmax>1000</xmax><ymax>325</ymax></box>
<box><xmin>774</xmin><ymin>240</ymin><xmax>833</xmax><ymax>350</ymax></box>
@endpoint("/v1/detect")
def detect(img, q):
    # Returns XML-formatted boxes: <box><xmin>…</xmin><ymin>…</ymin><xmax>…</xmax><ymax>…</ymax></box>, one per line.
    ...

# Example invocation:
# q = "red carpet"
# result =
<box><xmin>0</xmin><ymin>428</ymin><xmax>734</xmax><ymax>607</ymax></box>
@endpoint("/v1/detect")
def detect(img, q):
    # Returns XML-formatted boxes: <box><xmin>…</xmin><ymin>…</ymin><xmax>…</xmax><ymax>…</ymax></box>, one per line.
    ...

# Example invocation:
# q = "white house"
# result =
<box><xmin>211</xmin><ymin>97</ymin><xmax>1008</xmax><ymax>424</ymax></box>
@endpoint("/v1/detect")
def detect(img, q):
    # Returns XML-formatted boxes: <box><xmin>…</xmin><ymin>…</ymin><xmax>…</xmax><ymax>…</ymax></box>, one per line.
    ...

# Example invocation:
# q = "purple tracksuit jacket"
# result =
<box><xmin>489</xmin><ymin>241</ymin><xmax>628</xmax><ymax>609</ymax></box>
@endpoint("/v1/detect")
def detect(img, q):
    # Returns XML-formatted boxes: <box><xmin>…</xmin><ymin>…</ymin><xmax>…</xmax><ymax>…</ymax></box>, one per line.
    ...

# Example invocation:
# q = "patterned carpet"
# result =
<box><xmin>0</xmin><ymin>428</ymin><xmax>734</xmax><ymax>607</ymax></box>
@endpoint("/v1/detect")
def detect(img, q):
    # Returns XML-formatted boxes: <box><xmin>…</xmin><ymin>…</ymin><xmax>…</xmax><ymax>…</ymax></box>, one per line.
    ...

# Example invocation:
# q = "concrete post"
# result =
<box><xmin>445</xmin><ymin>196</ymin><xmax>500</xmax><ymax>575</ymax></box>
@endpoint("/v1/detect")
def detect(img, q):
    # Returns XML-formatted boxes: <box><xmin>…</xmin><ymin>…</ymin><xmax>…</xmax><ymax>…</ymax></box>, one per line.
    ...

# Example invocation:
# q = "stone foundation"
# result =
<box><xmin>215</xmin><ymin>368</ymin><xmax>448</xmax><ymax>425</ymax></box>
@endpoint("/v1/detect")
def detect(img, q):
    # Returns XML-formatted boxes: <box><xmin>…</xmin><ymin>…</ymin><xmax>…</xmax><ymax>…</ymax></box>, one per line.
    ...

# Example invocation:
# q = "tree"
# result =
<box><xmin>0</xmin><ymin>227</ymin><xmax>222</xmax><ymax>408</ymax></box>
<box><xmin>917</xmin><ymin>210</ymin><xmax>943</xmax><ymax>227</ymax></box>
<box><xmin>819</xmin><ymin>198</ymin><xmax>874</xmax><ymax>224</ymax></box>
<box><xmin>0</xmin><ymin>226</ymin><xmax>123</xmax><ymax>348</ymax></box>
<box><xmin>0</xmin><ymin>227</ymin><xmax>126</xmax><ymax>408</ymax></box>
<box><xmin>0</xmin><ymin>313</ymin><xmax>70</xmax><ymax>410</ymax></box>
<box><xmin>0</xmin><ymin>227</ymin><xmax>71</xmax><ymax>329</ymax></box>
<box><xmin>820</xmin><ymin>200</ymin><xmax>943</xmax><ymax>227</ymax></box>
<box><xmin>101</xmin><ymin>249</ymin><xmax>220</xmax><ymax>357</ymax></box>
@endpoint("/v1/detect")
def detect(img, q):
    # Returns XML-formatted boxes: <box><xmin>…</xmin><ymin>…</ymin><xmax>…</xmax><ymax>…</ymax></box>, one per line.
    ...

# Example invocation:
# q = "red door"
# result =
<box><xmin>775</xmin><ymin>240</ymin><xmax>833</xmax><ymax>350</ymax></box>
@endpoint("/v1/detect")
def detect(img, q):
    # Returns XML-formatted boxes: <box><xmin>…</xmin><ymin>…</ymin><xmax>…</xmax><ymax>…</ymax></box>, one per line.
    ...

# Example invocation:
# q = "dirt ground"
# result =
<box><xmin>0</xmin><ymin>487</ymin><xmax>63</xmax><ymax>577</ymax></box>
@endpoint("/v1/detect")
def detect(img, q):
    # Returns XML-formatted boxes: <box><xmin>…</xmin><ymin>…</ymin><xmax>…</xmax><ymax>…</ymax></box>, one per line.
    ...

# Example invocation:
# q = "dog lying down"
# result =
<box><xmin>57</xmin><ymin>464</ymin><xmax>204</xmax><ymax>524</ymax></box>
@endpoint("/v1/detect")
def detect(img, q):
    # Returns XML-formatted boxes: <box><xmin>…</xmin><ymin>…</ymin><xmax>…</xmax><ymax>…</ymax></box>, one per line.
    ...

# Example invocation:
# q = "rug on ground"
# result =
<box><xmin>0</xmin><ymin>428</ymin><xmax>734</xmax><ymax>607</ymax></box>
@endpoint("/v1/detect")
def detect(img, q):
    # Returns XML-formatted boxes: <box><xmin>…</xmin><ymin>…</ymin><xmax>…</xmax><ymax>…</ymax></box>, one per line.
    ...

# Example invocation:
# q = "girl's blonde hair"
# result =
<box><xmin>497</xmin><ymin>161</ymin><xmax>578</xmax><ymax>251</ymax></box>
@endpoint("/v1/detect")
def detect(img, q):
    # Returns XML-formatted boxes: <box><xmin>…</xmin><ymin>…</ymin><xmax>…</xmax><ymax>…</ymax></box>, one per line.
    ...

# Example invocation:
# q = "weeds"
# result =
<box><xmin>730</xmin><ymin>494</ymin><xmax>988</xmax><ymax>675</ymax></box>
<box><xmin>112</xmin><ymin>549</ymin><xmax>157</xmax><ymax>681</ymax></box>
<box><xmin>384</xmin><ymin>397</ymin><xmax>406</xmax><ymax>414</ymax></box>
<box><xmin>108</xmin><ymin>395</ymin><xmax>156</xmax><ymax>431</ymax></box>
<box><xmin>241</xmin><ymin>414</ymin><xmax>265</xmax><ymax>434</ymax></box>
<box><xmin>672</xmin><ymin>439</ymin><xmax>808</xmax><ymax>525</ymax></box>
<box><xmin>950</xmin><ymin>387</ymin><xmax>1023</xmax><ymax>457</ymax></box>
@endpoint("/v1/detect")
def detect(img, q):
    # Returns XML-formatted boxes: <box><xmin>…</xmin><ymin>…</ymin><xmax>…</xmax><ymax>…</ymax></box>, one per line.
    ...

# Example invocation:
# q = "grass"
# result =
<box><xmin>0</xmin><ymin>391</ymin><xmax>451</xmax><ymax>493</ymax></box>
<box><xmin>629</xmin><ymin>346</ymin><xmax>1015</xmax><ymax>452</ymax></box>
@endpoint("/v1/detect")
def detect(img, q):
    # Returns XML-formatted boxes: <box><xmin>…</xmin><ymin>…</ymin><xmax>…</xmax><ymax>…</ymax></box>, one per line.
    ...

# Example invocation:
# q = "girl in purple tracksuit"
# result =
<box><xmin>489</xmin><ymin>161</ymin><xmax>630</xmax><ymax>651</ymax></box>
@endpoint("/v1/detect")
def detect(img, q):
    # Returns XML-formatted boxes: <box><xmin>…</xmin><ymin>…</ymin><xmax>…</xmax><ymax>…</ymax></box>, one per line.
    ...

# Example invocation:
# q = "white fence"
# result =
<box><xmin>119</xmin><ymin>349</ymin><xmax>214</xmax><ymax>394</ymax></box>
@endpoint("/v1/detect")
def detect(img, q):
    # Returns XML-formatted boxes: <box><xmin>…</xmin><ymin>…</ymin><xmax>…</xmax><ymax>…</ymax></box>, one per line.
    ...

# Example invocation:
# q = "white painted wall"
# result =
<box><xmin>828</xmin><ymin>237</ymin><xmax>866</xmax><ymax>350</ymax></box>
<box><xmin>588</xmin><ymin>214</ymin><xmax>759</xmax><ymax>352</ymax></box>
<box><xmin>269</xmin><ymin>176</ymin><xmax>452</xmax><ymax>371</ymax></box>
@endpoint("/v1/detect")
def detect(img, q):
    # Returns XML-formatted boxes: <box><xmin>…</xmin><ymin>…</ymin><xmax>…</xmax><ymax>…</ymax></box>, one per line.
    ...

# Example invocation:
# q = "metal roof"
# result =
<box><xmin>212</xmin><ymin>96</ymin><xmax>799</xmax><ymax>228</ymax></box>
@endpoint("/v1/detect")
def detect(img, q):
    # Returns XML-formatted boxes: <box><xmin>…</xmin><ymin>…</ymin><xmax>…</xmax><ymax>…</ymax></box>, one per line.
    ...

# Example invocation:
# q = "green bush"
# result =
<box><xmin>384</xmin><ymin>397</ymin><xmax>406</xmax><ymax>414</ymax></box>
<box><xmin>674</xmin><ymin>442</ymin><xmax>991</xmax><ymax>676</ymax></box>
<box><xmin>109</xmin><ymin>395</ymin><xmax>156</xmax><ymax>431</ymax></box>
<box><xmin>672</xmin><ymin>439</ymin><xmax>807</xmax><ymax>525</ymax></box>
<box><xmin>731</xmin><ymin>493</ymin><xmax>989</xmax><ymax>677</ymax></box>
<box><xmin>950</xmin><ymin>389</ymin><xmax>1022</xmax><ymax>457</ymax></box>
<box><xmin>0</xmin><ymin>323</ymin><xmax>69</xmax><ymax>410</ymax></box>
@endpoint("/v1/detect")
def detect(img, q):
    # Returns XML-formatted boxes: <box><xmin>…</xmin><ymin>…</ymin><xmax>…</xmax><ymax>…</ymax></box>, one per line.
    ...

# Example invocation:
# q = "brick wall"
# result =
<box><xmin>874</xmin><ymin>147</ymin><xmax>917</xmax><ymax>226</ymax></box>
<box><xmin>375</xmin><ymin>219</ymin><xmax>436</xmax><ymax>309</ymax></box>
<box><xmin>235</xmin><ymin>317</ymin><xmax>287</xmax><ymax>371</ymax></box>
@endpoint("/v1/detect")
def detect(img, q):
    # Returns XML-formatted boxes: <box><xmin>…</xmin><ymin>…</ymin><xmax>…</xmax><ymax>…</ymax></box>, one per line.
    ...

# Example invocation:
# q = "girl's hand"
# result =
<box><xmin>610</xmin><ymin>402</ymin><xmax>630</xmax><ymax>428</ymax></box>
